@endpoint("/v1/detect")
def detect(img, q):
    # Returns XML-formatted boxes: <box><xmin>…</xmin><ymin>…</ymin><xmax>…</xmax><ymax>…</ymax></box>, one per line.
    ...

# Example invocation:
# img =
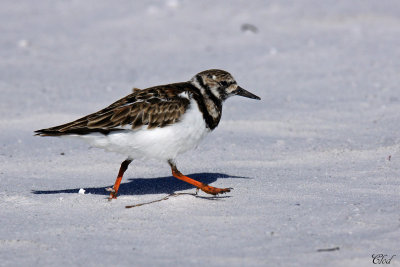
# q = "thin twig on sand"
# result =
<box><xmin>125</xmin><ymin>192</ymin><xmax>230</xmax><ymax>208</ymax></box>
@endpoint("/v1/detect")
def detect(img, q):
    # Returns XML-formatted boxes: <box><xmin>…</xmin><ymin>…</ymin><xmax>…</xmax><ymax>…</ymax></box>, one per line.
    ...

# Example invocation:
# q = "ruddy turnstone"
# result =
<box><xmin>35</xmin><ymin>69</ymin><xmax>261</xmax><ymax>199</ymax></box>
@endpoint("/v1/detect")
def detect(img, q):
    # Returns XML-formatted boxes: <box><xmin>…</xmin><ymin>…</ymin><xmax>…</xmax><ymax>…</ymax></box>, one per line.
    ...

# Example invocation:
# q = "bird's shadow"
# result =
<box><xmin>32</xmin><ymin>173</ymin><xmax>249</xmax><ymax>197</ymax></box>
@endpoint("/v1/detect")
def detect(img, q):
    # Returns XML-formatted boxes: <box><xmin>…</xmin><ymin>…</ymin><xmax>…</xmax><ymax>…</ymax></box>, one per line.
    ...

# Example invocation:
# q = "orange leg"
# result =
<box><xmin>168</xmin><ymin>160</ymin><xmax>231</xmax><ymax>195</ymax></box>
<box><xmin>109</xmin><ymin>159</ymin><xmax>132</xmax><ymax>199</ymax></box>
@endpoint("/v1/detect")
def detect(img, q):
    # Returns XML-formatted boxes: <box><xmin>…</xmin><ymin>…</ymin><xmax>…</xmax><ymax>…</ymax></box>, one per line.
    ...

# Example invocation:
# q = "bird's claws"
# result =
<box><xmin>106</xmin><ymin>187</ymin><xmax>118</xmax><ymax>201</ymax></box>
<box><xmin>215</xmin><ymin>188</ymin><xmax>233</xmax><ymax>196</ymax></box>
<box><xmin>108</xmin><ymin>194</ymin><xmax>117</xmax><ymax>201</ymax></box>
<box><xmin>200</xmin><ymin>186</ymin><xmax>232</xmax><ymax>196</ymax></box>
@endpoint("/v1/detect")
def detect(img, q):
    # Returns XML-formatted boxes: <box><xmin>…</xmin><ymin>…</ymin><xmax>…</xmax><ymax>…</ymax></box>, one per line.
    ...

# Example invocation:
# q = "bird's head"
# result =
<box><xmin>190</xmin><ymin>69</ymin><xmax>261</xmax><ymax>101</ymax></box>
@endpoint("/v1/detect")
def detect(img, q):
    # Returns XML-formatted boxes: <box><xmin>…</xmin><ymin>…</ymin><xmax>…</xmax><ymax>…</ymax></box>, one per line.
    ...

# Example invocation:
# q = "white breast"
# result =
<box><xmin>72</xmin><ymin>99</ymin><xmax>210</xmax><ymax>161</ymax></box>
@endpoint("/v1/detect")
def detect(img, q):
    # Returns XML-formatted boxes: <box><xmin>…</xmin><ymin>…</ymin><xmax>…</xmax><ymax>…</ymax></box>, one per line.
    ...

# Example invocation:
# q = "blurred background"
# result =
<box><xmin>2</xmin><ymin>0</ymin><xmax>399</xmax><ymax>126</ymax></box>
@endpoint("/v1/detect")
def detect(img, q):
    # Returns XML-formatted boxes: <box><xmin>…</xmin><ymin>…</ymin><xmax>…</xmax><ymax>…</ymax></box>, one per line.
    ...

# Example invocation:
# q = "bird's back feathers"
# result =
<box><xmin>35</xmin><ymin>82</ymin><xmax>192</xmax><ymax>136</ymax></box>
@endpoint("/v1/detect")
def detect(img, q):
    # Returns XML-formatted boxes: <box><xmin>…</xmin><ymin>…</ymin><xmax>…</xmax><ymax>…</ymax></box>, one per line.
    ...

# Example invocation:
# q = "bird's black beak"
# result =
<box><xmin>235</xmin><ymin>86</ymin><xmax>261</xmax><ymax>100</ymax></box>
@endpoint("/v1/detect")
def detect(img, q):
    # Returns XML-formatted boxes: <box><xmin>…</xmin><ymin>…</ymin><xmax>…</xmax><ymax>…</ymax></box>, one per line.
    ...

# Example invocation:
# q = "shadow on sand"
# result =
<box><xmin>32</xmin><ymin>172</ymin><xmax>249</xmax><ymax>197</ymax></box>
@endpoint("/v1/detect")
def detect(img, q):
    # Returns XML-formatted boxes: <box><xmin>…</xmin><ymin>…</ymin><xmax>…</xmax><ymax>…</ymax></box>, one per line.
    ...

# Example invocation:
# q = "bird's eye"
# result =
<box><xmin>220</xmin><ymin>81</ymin><xmax>228</xmax><ymax>87</ymax></box>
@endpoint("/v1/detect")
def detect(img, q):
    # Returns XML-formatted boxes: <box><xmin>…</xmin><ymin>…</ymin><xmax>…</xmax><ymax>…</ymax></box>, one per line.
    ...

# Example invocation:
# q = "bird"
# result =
<box><xmin>35</xmin><ymin>69</ymin><xmax>261</xmax><ymax>199</ymax></box>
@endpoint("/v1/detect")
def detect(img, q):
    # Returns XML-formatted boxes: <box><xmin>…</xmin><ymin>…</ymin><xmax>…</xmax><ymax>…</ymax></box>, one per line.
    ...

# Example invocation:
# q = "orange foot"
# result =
<box><xmin>199</xmin><ymin>185</ymin><xmax>232</xmax><ymax>195</ymax></box>
<box><xmin>106</xmin><ymin>187</ymin><xmax>118</xmax><ymax>200</ymax></box>
<box><xmin>168</xmin><ymin>161</ymin><xmax>232</xmax><ymax>196</ymax></box>
<box><xmin>108</xmin><ymin>159</ymin><xmax>133</xmax><ymax>200</ymax></box>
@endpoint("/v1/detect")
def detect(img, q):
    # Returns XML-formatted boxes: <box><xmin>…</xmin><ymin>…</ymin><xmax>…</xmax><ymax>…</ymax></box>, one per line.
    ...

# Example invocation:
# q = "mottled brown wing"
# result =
<box><xmin>35</xmin><ymin>83</ymin><xmax>191</xmax><ymax>136</ymax></box>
